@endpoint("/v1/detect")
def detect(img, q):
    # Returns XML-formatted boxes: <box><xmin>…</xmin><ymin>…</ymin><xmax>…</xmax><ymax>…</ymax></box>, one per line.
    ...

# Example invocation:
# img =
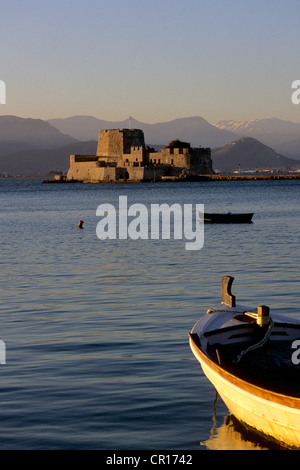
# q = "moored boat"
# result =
<box><xmin>189</xmin><ymin>276</ymin><xmax>300</xmax><ymax>449</ymax></box>
<box><xmin>204</xmin><ymin>212</ymin><xmax>253</xmax><ymax>223</ymax></box>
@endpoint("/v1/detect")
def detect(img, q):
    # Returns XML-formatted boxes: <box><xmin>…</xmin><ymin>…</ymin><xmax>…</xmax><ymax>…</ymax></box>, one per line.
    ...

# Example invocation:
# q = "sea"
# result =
<box><xmin>0</xmin><ymin>177</ymin><xmax>299</xmax><ymax>450</ymax></box>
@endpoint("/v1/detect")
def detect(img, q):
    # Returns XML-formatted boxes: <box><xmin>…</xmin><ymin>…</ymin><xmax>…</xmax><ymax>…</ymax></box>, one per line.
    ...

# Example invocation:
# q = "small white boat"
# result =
<box><xmin>189</xmin><ymin>276</ymin><xmax>300</xmax><ymax>449</ymax></box>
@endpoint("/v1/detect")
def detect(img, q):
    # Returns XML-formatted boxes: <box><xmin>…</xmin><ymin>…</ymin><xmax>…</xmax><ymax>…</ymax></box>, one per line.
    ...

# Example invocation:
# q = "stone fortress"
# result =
<box><xmin>66</xmin><ymin>128</ymin><xmax>213</xmax><ymax>182</ymax></box>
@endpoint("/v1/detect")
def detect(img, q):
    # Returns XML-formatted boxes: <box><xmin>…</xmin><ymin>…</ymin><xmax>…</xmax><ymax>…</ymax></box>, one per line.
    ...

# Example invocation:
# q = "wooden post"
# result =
<box><xmin>221</xmin><ymin>276</ymin><xmax>236</xmax><ymax>307</ymax></box>
<box><xmin>258</xmin><ymin>305</ymin><xmax>269</xmax><ymax>317</ymax></box>
<box><xmin>257</xmin><ymin>305</ymin><xmax>270</xmax><ymax>326</ymax></box>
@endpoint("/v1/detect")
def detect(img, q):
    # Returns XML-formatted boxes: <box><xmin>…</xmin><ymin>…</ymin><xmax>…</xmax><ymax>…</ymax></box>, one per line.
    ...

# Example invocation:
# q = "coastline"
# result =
<box><xmin>41</xmin><ymin>173</ymin><xmax>300</xmax><ymax>184</ymax></box>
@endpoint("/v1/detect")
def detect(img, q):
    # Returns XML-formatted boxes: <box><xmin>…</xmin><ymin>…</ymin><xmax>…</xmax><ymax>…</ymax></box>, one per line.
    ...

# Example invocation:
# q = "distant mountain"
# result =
<box><xmin>0</xmin><ymin>140</ymin><xmax>97</xmax><ymax>176</ymax></box>
<box><xmin>0</xmin><ymin>115</ymin><xmax>78</xmax><ymax>151</ymax></box>
<box><xmin>275</xmin><ymin>137</ymin><xmax>300</xmax><ymax>160</ymax></box>
<box><xmin>214</xmin><ymin>118</ymin><xmax>300</xmax><ymax>155</ymax></box>
<box><xmin>212</xmin><ymin>137</ymin><xmax>300</xmax><ymax>171</ymax></box>
<box><xmin>48</xmin><ymin>116</ymin><xmax>122</xmax><ymax>142</ymax></box>
<box><xmin>48</xmin><ymin>115</ymin><xmax>237</xmax><ymax>148</ymax></box>
<box><xmin>0</xmin><ymin>115</ymin><xmax>81</xmax><ymax>175</ymax></box>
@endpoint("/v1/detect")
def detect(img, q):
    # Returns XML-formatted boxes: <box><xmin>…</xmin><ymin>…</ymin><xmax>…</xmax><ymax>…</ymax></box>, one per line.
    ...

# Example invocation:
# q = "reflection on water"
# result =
<box><xmin>201</xmin><ymin>393</ymin><xmax>284</xmax><ymax>450</ymax></box>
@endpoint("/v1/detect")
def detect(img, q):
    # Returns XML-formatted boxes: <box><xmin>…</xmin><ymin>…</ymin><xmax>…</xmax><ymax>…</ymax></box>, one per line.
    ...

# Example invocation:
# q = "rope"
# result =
<box><xmin>233</xmin><ymin>318</ymin><xmax>274</xmax><ymax>364</ymax></box>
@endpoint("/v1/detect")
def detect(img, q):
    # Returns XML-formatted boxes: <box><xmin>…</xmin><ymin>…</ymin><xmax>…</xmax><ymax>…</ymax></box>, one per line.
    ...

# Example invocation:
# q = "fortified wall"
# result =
<box><xmin>66</xmin><ymin>128</ymin><xmax>213</xmax><ymax>182</ymax></box>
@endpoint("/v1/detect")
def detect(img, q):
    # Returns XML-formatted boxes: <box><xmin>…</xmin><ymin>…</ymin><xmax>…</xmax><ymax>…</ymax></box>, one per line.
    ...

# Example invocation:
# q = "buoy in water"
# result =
<box><xmin>78</xmin><ymin>220</ymin><xmax>84</xmax><ymax>229</ymax></box>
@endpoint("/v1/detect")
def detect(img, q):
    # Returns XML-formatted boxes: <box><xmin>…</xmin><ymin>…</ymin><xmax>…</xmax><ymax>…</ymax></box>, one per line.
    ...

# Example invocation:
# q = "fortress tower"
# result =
<box><xmin>96</xmin><ymin>129</ymin><xmax>145</xmax><ymax>157</ymax></box>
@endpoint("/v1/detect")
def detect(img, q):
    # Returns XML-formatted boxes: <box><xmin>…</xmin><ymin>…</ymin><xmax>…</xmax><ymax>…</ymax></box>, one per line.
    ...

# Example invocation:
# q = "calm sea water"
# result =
<box><xmin>0</xmin><ymin>178</ymin><xmax>299</xmax><ymax>450</ymax></box>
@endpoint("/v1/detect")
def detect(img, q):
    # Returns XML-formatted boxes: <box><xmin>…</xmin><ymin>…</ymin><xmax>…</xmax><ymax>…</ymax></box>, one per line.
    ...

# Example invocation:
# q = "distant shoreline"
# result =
<box><xmin>1</xmin><ymin>173</ymin><xmax>300</xmax><ymax>182</ymax></box>
<box><xmin>201</xmin><ymin>173</ymin><xmax>300</xmax><ymax>181</ymax></box>
<box><xmin>41</xmin><ymin>173</ymin><xmax>300</xmax><ymax>184</ymax></box>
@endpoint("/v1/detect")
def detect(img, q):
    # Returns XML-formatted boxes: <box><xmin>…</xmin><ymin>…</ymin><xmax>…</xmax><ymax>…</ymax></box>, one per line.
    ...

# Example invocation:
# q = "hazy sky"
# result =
<box><xmin>1</xmin><ymin>0</ymin><xmax>300</xmax><ymax>123</ymax></box>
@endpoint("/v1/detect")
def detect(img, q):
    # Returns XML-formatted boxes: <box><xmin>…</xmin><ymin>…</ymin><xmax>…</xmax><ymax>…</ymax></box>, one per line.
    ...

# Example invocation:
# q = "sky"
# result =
<box><xmin>1</xmin><ymin>0</ymin><xmax>300</xmax><ymax>124</ymax></box>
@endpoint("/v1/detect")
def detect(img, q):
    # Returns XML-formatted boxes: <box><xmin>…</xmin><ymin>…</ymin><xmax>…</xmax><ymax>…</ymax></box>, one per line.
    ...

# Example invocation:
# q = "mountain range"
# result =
<box><xmin>212</xmin><ymin>137</ymin><xmax>300</xmax><ymax>171</ymax></box>
<box><xmin>0</xmin><ymin>114</ymin><xmax>300</xmax><ymax>175</ymax></box>
<box><xmin>48</xmin><ymin>116</ymin><xmax>237</xmax><ymax>149</ymax></box>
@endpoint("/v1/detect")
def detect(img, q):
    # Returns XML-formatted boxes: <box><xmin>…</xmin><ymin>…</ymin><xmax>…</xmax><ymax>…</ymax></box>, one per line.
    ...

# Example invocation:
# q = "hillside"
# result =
<box><xmin>214</xmin><ymin>118</ymin><xmax>300</xmax><ymax>156</ymax></box>
<box><xmin>0</xmin><ymin>115</ymin><xmax>78</xmax><ymax>150</ymax></box>
<box><xmin>212</xmin><ymin>137</ymin><xmax>300</xmax><ymax>171</ymax></box>
<box><xmin>275</xmin><ymin>138</ymin><xmax>300</xmax><ymax>160</ymax></box>
<box><xmin>0</xmin><ymin>141</ymin><xmax>97</xmax><ymax>176</ymax></box>
<box><xmin>48</xmin><ymin>115</ymin><xmax>237</xmax><ymax>148</ymax></box>
<box><xmin>0</xmin><ymin>115</ymin><xmax>82</xmax><ymax>175</ymax></box>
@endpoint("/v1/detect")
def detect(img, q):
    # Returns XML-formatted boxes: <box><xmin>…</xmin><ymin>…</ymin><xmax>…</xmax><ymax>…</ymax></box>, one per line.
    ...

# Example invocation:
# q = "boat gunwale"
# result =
<box><xmin>189</xmin><ymin>332</ymin><xmax>300</xmax><ymax>409</ymax></box>
<box><xmin>202</xmin><ymin>320</ymin><xmax>300</xmax><ymax>338</ymax></box>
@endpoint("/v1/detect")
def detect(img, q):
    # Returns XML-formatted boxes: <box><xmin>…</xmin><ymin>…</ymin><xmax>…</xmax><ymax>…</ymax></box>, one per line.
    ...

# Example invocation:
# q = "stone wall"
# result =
<box><xmin>67</xmin><ymin>161</ymin><xmax>125</xmax><ymax>183</ymax></box>
<box><xmin>67</xmin><ymin>155</ymin><xmax>99</xmax><ymax>181</ymax></box>
<box><xmin>122</xmin><ymin>146</ymin><xmax>147</xmax><ymax>166</ymax></box>
<box><xmin>191</xmin><ymin>148</ymin><xmax>213</xmax><ymax>174</ymax></box>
